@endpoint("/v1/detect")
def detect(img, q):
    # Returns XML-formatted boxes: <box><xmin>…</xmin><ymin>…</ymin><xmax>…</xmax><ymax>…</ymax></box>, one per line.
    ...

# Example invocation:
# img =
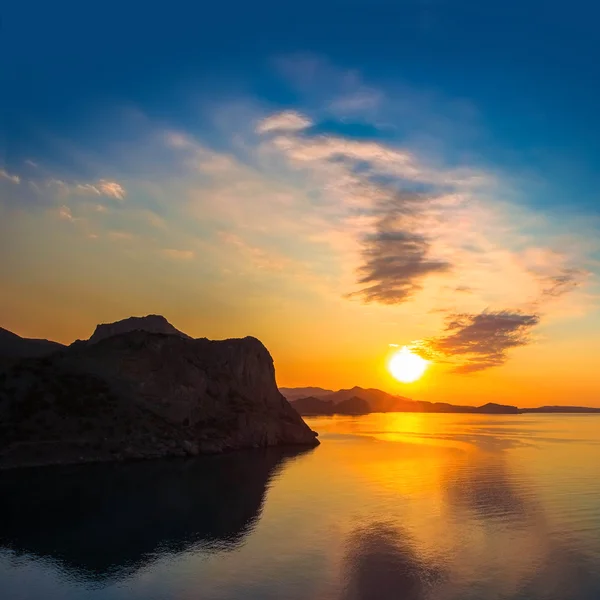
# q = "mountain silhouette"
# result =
<box><xmin>285</xmin><ymin>386</ymin><xmax>588</xmax><ymax>415</ymax></box>
<box><xmin>0</xmin><ymin>316</ymin><xmax>318</xmax><ymax>468</ymax></box>
<box><xmin>0</xmin><ymin>327</ymin><xmax>64</xmax><ymax>360</ymax></box>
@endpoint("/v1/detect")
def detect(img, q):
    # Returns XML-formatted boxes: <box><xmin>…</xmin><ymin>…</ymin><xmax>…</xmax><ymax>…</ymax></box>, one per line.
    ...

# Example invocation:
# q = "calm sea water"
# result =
<box><xmin>2</xmin><ymin>413</ymin><xmax>600</xmax><ymax>600</ymax></box>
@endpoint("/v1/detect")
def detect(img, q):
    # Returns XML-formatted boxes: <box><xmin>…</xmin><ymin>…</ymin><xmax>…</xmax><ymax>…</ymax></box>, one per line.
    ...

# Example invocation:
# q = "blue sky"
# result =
<box><xmin>4</xmin><ymin>1</ymin><xmax>600</xmax><ymax>215</ymax></box>
<box><xmin>2</xmin><ymin>0</ymin><xmax>600</xmax><ymax>402</ymax></box>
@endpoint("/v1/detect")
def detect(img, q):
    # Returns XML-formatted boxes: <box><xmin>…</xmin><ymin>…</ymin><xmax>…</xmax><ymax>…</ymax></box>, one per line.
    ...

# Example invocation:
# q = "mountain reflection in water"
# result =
<box><xmin>0</xmin><ymin>447</ymin><xmax>310</xmax><ymax>583</ymax></box>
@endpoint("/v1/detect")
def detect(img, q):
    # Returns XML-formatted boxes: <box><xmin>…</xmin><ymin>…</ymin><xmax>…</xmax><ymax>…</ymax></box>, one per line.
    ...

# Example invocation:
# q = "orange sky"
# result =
<box><xmin>2</xmin><ymin>101</ymin><xmax>600</xmax><ymax>408</ymax></box>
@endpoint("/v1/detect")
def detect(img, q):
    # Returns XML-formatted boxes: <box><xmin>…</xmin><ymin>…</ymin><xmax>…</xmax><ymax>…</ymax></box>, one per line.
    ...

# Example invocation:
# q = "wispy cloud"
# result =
<box><xmin>218</xmin><ymin>231</ymin><xmax>291</xmax><ymax>271</ymax></box>
<box><xmin>540</xmin><ymin>268</ymin><xmax>581</xmax><ymax>298</ymax></box>
<box><xmin>256</xmin><ymin>111</ymin><xmax>313</xmax><ymax>134</ymax></box>
<box><xmin>267</xmin><ymin>133</ymin><xmax>491</xmax><ymax>190</ymax></box>
<box><xmin>275</xmin><ymin>53</ymin><xmax>384</xmax><ymax>120</ymax></box>
<box><xmin>58</xmin><ymin>205</ymin><xmax>77</xmax><ymax>222</ymax></box>
<box><xmin>50</xmin><ymin>178</ymin><xmax>126</xmax><ymax>200</ymax></box>
<box><xmin>97</xmin><ymin>180</ymin><xmax>126</xmax><ymax>200</ymax></box>
<box><xmin>0</xmin><ymin>169</ymin><xmax>20</xmax><ymax>184</ymax></box>
<box><xmin>330</xmin><ymin>88</ymin><xmax>384</xmax><ymax>116</ymax></box>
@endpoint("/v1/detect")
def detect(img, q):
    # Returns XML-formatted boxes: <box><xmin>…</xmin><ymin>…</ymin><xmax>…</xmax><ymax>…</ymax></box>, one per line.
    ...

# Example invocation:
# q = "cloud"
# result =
<box><xmin>97</xmin><ymin>180</ymin><xmax>126</xmax><ymax>200</ymax></box>
<box><xmin>0</xmin><ymin>169</ymin><xmax>20</xmax><ymax>184</ymax></box>
<box><xmin>58</xmin><ymin>205</ymin><xmax>76</xmax><ymax>222</ymax></box>
<box><xmin>352</xmin><ymin>196</ymin><xmax>451</xmax><ymax>303</ymax></box>
<box><xmin>256</xmin><ymin>111</ymin><xmax>313</xmax><ymax>134</ymax></box>
<box><xmin>420</xmin><ymin>311</ymin><xmax>540</xmax><ymax>373</ymax></box>
<box><xmin>268</xmin><ymin>133</ymin><xmax>491</xmax><ymax>190</ymax></box>
<box><xmin>162</xmin><ymin>248</ymin><xmax>195</xmax><ymax>260</ymax></box>
<box><xmin>49</xmin><ymin>178</ymin><xmax>126</xmax><ymax>200</ymax></box>
<box><xmin>4</xmin><ymin>77</ymin><xmax>592</xmax><ymax>380</ymax></box>
<box><xmin>218</xmin><ymin>231</ymin><xmax>290</xmax><ymax>271</ymax></box>
<box><xmin>540</xmin><ymin>269</ymin><xmax>581</xmax><ymax>298</ymax></box>
<box><xmin>330</xmin><ymin>88</ymin><xmax>383</xmax><ymax>115</ymax></box>
<box><xmin>255</xmin><ymin>109</ymin><xmax>591</xmax><ymax>328</ymax></box>
<box><xmin>274</xmin><ymin>53</ymin><xmax>384</xmax><ymax>121</ymax></box>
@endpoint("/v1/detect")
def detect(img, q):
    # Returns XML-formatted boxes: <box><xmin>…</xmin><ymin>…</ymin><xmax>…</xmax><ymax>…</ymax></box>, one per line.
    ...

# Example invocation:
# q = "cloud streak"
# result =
<box><xmin>417</xmin><ymin>311</ymin><xmax>540</xmax><ymax>373</ymax></box>
<box><xmin>0</xmin><ymin>169</ymin><xmax>20</xmax><ymax>184</ymax></box>
<box><xmin>50</xmin><ymin>178</ymin><xmax>126</xmax><ymax>200</ymax></box>
<box><xmin>256</xmin><ymin>111</ymin><xmax>313</xmax><ymax>134</ymax></box>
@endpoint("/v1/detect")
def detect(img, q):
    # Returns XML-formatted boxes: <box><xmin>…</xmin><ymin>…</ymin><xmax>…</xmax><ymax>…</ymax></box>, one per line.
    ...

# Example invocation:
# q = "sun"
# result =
<box><xmin>388</xmin><ymin>346</ymin><xmax>429</xmax><ymax>383</ymax></box>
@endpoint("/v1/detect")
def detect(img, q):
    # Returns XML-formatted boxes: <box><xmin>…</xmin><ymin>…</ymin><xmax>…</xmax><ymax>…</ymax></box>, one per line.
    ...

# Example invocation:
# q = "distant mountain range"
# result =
<box><xmin>279</xmin><ymin>387</ymin><xmax>335</xmax><ymax>402</ymax></box>
<box><xmin>281</xmin><ymin>386</ymin><xmax>600</xmax><ymax>415</ymax></box>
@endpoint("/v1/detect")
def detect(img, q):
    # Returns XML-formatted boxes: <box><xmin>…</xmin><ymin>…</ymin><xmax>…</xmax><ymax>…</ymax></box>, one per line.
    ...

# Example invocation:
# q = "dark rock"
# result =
<box><xmin>0</xmin><ymin>317</ymin><xmax>318</xmax><ymax>469</ymax></box>
<box><xmin>86</xmin><ymin>314</ymin><xmax>191</xmax><ymax>345</ymax></box>
<box><xmin>0</xmin><ymin>327</ymin><xmax>64</xmax><ymax>360</ymax></box>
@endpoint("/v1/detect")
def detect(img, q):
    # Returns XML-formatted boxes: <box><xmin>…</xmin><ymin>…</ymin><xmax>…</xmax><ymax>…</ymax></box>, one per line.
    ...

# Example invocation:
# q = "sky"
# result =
<box><xmin>2</xmin><ymin>0</ymin><xmax>600</xmax><ymax>406</ymax></box>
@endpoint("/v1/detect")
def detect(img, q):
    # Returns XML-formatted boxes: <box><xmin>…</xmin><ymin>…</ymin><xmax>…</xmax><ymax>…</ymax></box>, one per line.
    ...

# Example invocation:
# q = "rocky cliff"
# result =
<box><xmin>0</xmin><ymin>317</ymin><xmax>318</xmax><ymax>469</ymax></box>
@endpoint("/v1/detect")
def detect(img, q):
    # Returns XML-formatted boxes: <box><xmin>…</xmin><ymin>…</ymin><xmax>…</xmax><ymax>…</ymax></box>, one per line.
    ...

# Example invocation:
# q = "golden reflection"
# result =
<box><xmin>284</xmin><ymin>413</ymin><xmax>600</xmax><ymax>599</ymax></box>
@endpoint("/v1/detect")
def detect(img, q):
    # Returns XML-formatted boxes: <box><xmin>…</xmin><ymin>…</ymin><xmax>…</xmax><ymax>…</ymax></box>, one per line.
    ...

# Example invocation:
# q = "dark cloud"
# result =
<box><xmin>352</xmin><ymin>195</ymin><xmax>451</xmax><ymax>304</ymax></box>
<box><xmin>425</xmin><ymin>310</ymin><xmax>540</xmax><ymax>373</ymax></box>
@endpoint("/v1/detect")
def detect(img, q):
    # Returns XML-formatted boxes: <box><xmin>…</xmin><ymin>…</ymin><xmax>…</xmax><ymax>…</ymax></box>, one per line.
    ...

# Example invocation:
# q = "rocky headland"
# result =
<box><xmin>0</xmin><ymin>316</ymin><xmax>319</xmax><ymax>469</ymax></box>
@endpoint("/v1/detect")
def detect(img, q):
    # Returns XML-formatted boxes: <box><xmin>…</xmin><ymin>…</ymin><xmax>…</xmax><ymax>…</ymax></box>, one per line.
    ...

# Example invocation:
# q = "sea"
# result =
<box><xmin>2</xmin><ymin>413</ymin><xmax>600</xmax><ymax>600</ymax></box>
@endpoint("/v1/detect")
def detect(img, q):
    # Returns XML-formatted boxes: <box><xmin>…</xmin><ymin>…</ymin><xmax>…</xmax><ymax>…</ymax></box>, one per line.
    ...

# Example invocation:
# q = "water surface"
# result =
<box><xmin>2</xmin><ymin>413</ymin><xmax>600</xmax><ymax>599</ymax></box>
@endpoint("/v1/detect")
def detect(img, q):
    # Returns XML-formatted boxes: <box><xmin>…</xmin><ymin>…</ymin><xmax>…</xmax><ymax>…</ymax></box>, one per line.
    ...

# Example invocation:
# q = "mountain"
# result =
<box><xmin>522</xmin><ymin>406</ymin><xmax>600</xmax><ymax>413</ymax></box>
<box><xmin>0</xmin><ymin>317</ymin><xmax>318</xmax><ymax>469</ymax></box>
<box><xmin>291</xmin><ymin>396</ymin><xmax>335</xmax><ymax>415</ymax></box>
<box><xmin>279</xmin><ymin>387</ymin><xmax>334</xmax><ymax>401</ymax></box>
<box><xmin>0</xmin><ymin>327</ymin><xmax>64</xmax><ymax>360</ymax></box>
<box><xmin>291</xmin><ymin>393</ymin><xmax>520</xmax><ymax>416</ymax></box>
<box><xmin>291</xmin><ymin>394</ymin><xmax>371</xmax><ymax>416</ymax></box>
<box><xmin>291</xmin><ymin>386</ymin><xmax>521</xmax><ymax>415</ymax></box>
<box><xmin>336</xmin><ymin>396</ymin><xmax>371</xmax><ymax>415</ymax></box>
<box><xmin>475</xmin><ymin>402</ymin><xmax>519</xmax><ymax>414</ymax></box>
<box><xmin>87</xmin><ymin>314</ymin><xmax>191</xmax><ymax>345</ymax></box>
<box><xmin>323</xmin><ymin>387</ymin><xmax>416</xmax><ymax>412</ymax></box>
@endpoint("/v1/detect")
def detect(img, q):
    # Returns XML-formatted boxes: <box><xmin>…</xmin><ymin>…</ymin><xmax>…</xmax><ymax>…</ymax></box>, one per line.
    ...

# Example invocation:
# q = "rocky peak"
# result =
<box><xmin>88</xmin><ymin>314</ymin><xmax>192</xmax><ymax>345</ymax></box>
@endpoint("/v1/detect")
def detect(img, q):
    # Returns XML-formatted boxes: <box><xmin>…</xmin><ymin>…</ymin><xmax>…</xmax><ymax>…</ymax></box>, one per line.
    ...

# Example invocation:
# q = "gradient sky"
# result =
<box><xmin>2</xmin><ymin>1</ymin><xmax>600</xmax><ymax>406</ymax></box>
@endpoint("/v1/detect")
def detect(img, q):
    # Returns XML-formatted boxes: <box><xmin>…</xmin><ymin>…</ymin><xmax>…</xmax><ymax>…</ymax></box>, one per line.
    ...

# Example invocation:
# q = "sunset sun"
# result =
<box><xmin>388</xmin><ymin>347</ymin><xmax>429</xmax><ymax>383</ymax></box>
